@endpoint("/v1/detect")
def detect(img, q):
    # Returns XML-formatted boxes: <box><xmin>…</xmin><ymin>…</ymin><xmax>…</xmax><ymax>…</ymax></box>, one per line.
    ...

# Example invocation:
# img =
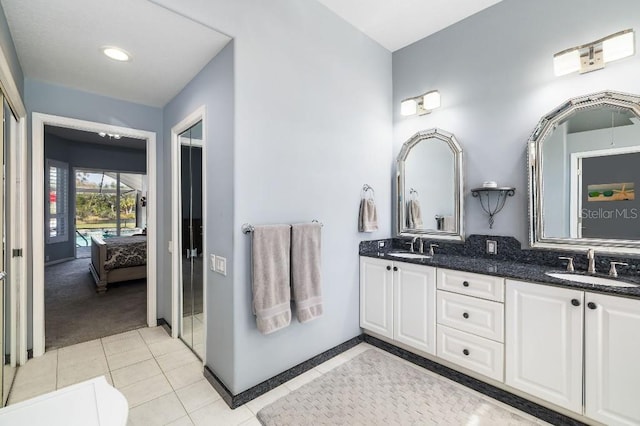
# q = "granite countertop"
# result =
<box><xmin>359</xmin><ymin>248</ymin><xmax>640</xmax><ymax>299</ymax></box>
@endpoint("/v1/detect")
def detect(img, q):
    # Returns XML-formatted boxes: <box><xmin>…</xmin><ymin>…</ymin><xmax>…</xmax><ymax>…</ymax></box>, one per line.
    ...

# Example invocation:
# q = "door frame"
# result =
<box><xmin>32</xmin><ymin>113</ymin><xmax>158</xmax><ymax>357</ymax></box>
<box><xmin>171</xmin><ymin>106</ymin><xmax>206</xmax><ymax>361</ymax></box>
<box><xmin>570</xmin><ymin>145</ymin><xmax>640</xmax><ymax>238</ymax></box>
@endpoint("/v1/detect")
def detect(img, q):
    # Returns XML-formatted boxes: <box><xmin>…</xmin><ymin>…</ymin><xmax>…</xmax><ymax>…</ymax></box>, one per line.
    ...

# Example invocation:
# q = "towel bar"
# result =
<box><xmin>242</xmin><ymin>221</ymin><xmax>323</xmax><ymax>234</ymax></box>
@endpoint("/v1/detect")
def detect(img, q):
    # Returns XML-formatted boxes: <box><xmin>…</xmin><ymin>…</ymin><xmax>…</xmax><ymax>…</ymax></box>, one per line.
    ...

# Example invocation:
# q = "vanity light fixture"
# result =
<box><xmin>400</xmin><ymin>90</ymin><xmax>441</xmax><ymax>116</ymax></box>
<box><xmin>102</xmin><ymin>46</ymin><xmax>131</xmax><ymax>62</ymax></box>
<box><xmin>553</xmin><ymin>29</ymin><xmax>635</xmax><ymax>76</ymax></box>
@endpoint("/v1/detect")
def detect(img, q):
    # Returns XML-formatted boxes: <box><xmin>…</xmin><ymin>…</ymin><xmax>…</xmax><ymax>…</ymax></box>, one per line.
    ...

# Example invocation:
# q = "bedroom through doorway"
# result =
<box><xmin>42</xmin><ymin>125</ymin><xmax>150</xmax><ymax>350</ymax></box>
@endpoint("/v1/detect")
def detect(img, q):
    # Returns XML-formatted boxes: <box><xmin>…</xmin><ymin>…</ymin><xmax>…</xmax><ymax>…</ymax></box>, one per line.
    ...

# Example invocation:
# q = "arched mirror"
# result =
<box><xmin>397</xmin><ymin>128</ymin><xmax>464</xmax><ymax>241</ymax></box>
<box><xmin>529</xmin><ymin>91</ymin><xmax>640</xmax><ymax>253</ymax></box>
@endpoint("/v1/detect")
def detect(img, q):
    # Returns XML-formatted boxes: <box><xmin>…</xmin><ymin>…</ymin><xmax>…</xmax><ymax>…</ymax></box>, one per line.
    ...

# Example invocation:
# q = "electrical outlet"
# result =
<box><xmin>486</xmin><ymin>240</ymin><xmax>497</xmax><ymax>255</ymax></box>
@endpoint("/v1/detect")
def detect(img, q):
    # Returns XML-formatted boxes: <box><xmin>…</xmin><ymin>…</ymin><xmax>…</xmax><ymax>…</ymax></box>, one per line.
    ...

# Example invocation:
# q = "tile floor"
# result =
<box><xmin>7</xmin><ymin>327</ymin><xmax>545</xmax><ymax>425</ymax></box>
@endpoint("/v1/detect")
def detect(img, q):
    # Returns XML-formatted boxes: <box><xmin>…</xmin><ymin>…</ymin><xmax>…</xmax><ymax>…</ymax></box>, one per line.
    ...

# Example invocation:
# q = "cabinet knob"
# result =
<box><xmin>386</xmin><ymin>266</ymin><xmax>391</xmax><ymax>271</ymax></box>
<box><xmin>463</xmin><ymin>349</ymin><xmax>470</xmax><ymax>356</ymax></box>
<box><xmin>393</xmin><ymin>266</ymin><xmax>398</xmax><ymax>272</ymax></box>
<box><xmin>462</xmin><ymin>312</ymin><xmax>469</xmax><ymax>319</ymax></box>
<box><xmin>587</xmin><ymin>302</ymin><xmax>597</xmax><ymax>310</ymax></box>
<box><xmin>462</xmin><ymin>281</ymin><xmax>470</xmax><ymax>287</ymax></box>
<box><xmin>571</xmin><ymin>299</ymin><xmax>581</xmax><ymax>307</ymax></box>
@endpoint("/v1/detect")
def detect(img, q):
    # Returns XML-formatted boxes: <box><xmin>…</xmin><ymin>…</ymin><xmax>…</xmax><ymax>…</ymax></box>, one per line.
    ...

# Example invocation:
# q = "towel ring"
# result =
<box><xmin>409</xmin><ymin>188</ymin><xmax>419</xmax><ymax>200</ymax></box>
<box><xmin>362</xmin><ymin>184</ymin><xmax>375</xmax><ymax>199</ymax></box>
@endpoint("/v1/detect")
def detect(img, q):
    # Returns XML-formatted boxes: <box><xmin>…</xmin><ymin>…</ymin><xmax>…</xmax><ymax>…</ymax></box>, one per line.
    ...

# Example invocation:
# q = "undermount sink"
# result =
<box><xmin>387</xmin><ymin>252</ymin><xmax>431</xmax><ymax>260</ymax></box>
<box><xmin>546</xmin><ymin>272</ymin><xmax>639</xmax><ymax>288</ymax></box>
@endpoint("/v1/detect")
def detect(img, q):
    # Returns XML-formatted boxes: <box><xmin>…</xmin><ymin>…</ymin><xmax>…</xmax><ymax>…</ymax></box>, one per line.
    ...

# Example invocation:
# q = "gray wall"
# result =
<box><xmin>393</xmin><ymin>0</ymin><xmax>640</xmax><ymax>244</ymax></box>
<box><xmin>154</xmin><ymin>0</ymin><xmax>392</xmax><ymax>394</ymax></box>
<box><xmin>541</xmin><ymin>122</ymin><xmax>568</xmax><ymax>237</ymax></box>
<box><xmin>25</xmin><ymin>79</ymin><xmax>163</xmax><ymax>348</ymax></box>
<box><xmin>44</xmin><ymin>132</ymin><xmax>147</xmax><ymax>262</ymax></box>
<box><xmin>0</xmin><ymin>1</ymin><xmax>23</xmax><ymax>97</ymax></box>
<box><xmin>162</xmin><ymin>41</ymin><xmax>235</xmax><ymax>387</ymax></box>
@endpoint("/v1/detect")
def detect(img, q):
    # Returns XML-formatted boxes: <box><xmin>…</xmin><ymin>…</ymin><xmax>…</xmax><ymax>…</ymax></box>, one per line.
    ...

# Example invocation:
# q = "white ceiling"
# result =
<box><xmin>1</xmin><ymin>0</ymin><xmax>231</xmax><ymax>107</ymax></box>
<box><xmin>2</xmin><ymin>0</ymin><xmax>503</xmax><ymax>107</ymax></box>
<box><xmin>316</xmin><ymin>0</ymin><xmax>503</xmax><ymax>52</ymax></box>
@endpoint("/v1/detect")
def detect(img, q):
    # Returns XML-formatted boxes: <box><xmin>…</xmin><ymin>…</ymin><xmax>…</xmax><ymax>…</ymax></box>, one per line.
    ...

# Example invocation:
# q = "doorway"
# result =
<box><xmin>171</xmin><ymin>107</ymin><xmax>206</xmax><ymax>360</ymax></box>
<box><xmin>32</xmin><ymin>113</ymin><xmax>158</xmax><ymax>357</ymax></box>
<box><xmin>570</xmin><ymin>146</ymin><xmax>640</xmax><ymax>239</ymax></box>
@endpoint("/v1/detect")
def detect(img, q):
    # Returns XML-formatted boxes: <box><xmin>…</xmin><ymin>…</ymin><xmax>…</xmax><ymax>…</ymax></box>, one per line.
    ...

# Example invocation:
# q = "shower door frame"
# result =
<box><xmin>170</xmin><ymin>106</ymin><xmax>207</xmax><ymax>361</ymax></box>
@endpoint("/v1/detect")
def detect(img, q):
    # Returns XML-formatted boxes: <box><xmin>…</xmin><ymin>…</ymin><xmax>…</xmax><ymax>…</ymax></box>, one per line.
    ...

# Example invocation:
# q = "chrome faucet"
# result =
<box><xmin>587</xmin><ymin>248</ymin><xmax>596</xmax><ymax>274</ymax></box>
<box><xmin>429</xmin><ymin>244</ymin><xmax>439</xmax><ymax>257</ymax></box>
<box><xmin>410</xmin><ymin>236</ymin><xmax>420</xmax><ymax>253</ymax></box>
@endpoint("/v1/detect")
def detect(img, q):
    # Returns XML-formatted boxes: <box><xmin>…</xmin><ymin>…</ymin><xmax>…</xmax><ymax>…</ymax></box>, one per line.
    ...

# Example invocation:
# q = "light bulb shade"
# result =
<box><xmin>423</xmin><ymin>91</ymin><xmax>441</xmax><ymax>110</ymax></box>
<box><xmin>554</xmin><ymin>49</ymin><xmax>580</xmax><ymax>76</ymax></box>
<box><xmin>603</xmin><ymin>30</ymin><xmax>635</xmax><ymax>63</ymax></box>
<box><xmin>401</xmin><ymin>99</ymin><xmax>418</xmax><ymax>116</ymax></box>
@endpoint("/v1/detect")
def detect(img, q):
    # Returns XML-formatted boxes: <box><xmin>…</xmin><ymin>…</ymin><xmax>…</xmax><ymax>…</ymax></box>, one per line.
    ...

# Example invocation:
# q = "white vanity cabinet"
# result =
<box><xmin>585</xmin><ymin>293</ymin><xmax>640</xmax><ymax>425</ymax></box>
<box><xmin>359</xmin><ymin>257</ymin><xmax>394</xmax><ymax>339</ymax></box>
<box><xmin>436</xmin><ymin>269</ymin><xmax>505</xmax><ymax>381</ymax></box>
<box><xmin>505</xmin><ymin>280</ymin><xmax>584</xmax><ymax>413</ymax></box>
<box><xmin>359</xmin><ymin>256</ymin><xmax>436</xmax><ymax>354</ymax></box>
<box><xmin>506</xmin><ymin>279</ymin><xmax>640</xmax><ymax>424</ymax></box>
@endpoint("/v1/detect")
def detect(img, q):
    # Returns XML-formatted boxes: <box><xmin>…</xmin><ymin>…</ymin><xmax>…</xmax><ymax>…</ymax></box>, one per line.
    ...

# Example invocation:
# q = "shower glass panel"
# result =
<box><xmin>179</xmin><ymin>121</ymin><xmax>204</xmax><ymax>358</ymax></box>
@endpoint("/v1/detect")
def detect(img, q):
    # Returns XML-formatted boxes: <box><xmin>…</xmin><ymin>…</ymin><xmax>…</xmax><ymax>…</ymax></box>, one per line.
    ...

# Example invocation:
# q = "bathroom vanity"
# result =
<box><xmin>359</xmin><ymin>248</ymin><xmax>640</xmax><ymax>426</ymax></box>
<box><xmin>378</xmin><ymin>91</ymin><xmax>640</xmax><ymax>425</ymax></box>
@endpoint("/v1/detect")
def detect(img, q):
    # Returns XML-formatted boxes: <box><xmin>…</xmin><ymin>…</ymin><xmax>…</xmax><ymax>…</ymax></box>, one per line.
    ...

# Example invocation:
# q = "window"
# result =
<box><xmin>46</xmin><ymin>159</ymin><xmax>69</xmax><ymax>243</ymax></box>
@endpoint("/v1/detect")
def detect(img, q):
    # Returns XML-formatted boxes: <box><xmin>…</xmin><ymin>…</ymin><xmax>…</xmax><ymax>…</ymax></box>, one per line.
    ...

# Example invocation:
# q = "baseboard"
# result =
<box><xmin>204</xmin><ymin>334</ymin><xmax>364</xmax><ymax>409</ymax></box>
<box><xmin>363</xmin><ymin>335</ymin><xmax>586</xmax><ymax>426</ymax></box>
<box><xmin>44</xmin><ymin>257</ymin><xmax>75</xmax><ymax>266</ymax></box>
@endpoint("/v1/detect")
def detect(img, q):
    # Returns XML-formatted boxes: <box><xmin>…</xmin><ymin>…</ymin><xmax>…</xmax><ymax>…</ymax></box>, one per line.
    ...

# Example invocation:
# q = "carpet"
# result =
<box><xmin>45</xmin><ymin>257</ymin><xmax>147</xmax><ymax>350</ymax></box>
<box><xmin>257</xmin><ymin>349</ymin><xmax>541</xmax><ymax>426</ymax></box>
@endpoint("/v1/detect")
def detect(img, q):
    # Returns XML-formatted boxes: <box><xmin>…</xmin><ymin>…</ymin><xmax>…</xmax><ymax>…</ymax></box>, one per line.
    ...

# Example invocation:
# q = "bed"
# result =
<box><xmin>89</xmin><ymin>235</ymin><xmax>147</xmax><ymax>293</ymax></box>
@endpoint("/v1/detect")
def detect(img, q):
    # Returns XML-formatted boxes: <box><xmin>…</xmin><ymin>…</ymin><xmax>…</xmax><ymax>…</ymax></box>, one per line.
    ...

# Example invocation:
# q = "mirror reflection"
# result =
<box><xmin>397</xmin><ymin>128</ymin><xmax>463</xmax><ymax>241</ymax></box>
<box><xmin>179</xmin><ymin>121</ymin><xmax>204</xmax><ymax>358</ymax></box>
<box><xmin>530</xmin><ymin>91</ymin><xmax>640</xmax><ymax>252</ymax></box>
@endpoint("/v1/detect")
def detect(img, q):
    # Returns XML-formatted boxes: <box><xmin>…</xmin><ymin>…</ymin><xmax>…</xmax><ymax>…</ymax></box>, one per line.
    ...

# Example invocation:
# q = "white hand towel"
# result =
<box><xmin>359</xmin><ymin>198</ymin><xmax>378</xmax><ymax>232</ymax></box>
<box><xmin>291</xmin><ymin>223</ymin><xmax>323</xmax><ymax>323</ymax></box>
<box><xmin>251</xmin><ymin>225</ymin><xmax>291</xmax><ymax>334</ymax></box>
<box><xmin>408</xmin><ymin>199</ymin><xmax>423</xmax><ymax>228</ymax></box>
<box><xmin>443</xmin><ymin>216</ymin><xmax>455</xmax><ymax>232</ymax></box>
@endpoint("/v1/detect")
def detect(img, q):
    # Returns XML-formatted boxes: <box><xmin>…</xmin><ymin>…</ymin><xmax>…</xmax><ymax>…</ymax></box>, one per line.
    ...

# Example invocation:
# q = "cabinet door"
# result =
<box><xmin>360</xmin><ymin>257</ymin><xmax>393</xmax><ymax>338</ymax></box>
<box><xmin>585</xmin><ymin>293</ymin><xmax>640</xmax><ymax>425</ymax></box>
<box><xmin>505</xmin><ymin>280</ymin><xmax>583</xmax><ymax>413</ymax></box>
<box><xmin>394</xmin><ymin>263</ymin><xmax>436</xmax><ymax>354</ymax></box>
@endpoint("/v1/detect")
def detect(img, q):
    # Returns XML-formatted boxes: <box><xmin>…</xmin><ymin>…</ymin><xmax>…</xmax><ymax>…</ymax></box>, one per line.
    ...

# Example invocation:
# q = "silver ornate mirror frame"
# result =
<box><xmin>528</xmin><ymin>90</ymin><xmax>640</xmax><ymax>254</ymax></box>
<box><xmin>397</xmin><ymin>128</ymin><xmax>464</xmax><ymax>241</ymax></box>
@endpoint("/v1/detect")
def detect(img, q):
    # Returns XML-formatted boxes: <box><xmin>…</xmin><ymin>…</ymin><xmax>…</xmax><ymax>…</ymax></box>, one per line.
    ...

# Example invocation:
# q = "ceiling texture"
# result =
<box><xmin>315</xmin><ymin>0</ymin><xmax>503</xmax><ymax>51</ymax></box>
<box><xmin>1</xmin><ymin>0</ymin><xmax>231</xmax><ymax>107</ymax></box>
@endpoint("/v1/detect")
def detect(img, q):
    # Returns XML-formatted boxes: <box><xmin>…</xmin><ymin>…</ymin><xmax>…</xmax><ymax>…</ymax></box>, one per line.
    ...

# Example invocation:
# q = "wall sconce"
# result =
<box><xmin>400</xmin><ymin>90</ymin><xmax>441</xmax><ymax>116</ymax></box>
<box><xmin>554</xmin><ymin>29</ymin><xmax>635</xmax><ymax>76</ymax></box>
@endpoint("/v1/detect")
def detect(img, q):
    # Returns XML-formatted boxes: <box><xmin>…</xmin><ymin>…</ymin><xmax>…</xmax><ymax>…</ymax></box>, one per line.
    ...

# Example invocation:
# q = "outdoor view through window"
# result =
<box><xmin>74</xmin><ymin>170</ymin><xmax>147</xmax><ymax>247</ymax></box>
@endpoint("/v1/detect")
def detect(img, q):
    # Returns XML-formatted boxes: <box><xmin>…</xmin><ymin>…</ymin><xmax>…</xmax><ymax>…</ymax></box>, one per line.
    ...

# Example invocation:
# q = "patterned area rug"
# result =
<box><xmin>257</xmin><ymin>349</ymin><xmax>541</xmax><ymax>425</ymax></box>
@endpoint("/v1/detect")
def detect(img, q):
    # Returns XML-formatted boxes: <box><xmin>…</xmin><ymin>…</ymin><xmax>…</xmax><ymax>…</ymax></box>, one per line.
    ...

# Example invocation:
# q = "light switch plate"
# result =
<box><xmin>486</xmin><ymin>240</ymin><xmax>497</xmax><ymax>255</ymax></box>
<box><xmin>210</xmin><ymin>254</ymin><xmax>216</xmax><ymax>271</ymax></box>
<box><xmin>215</xmin><ymin>255</ymin><xmax>227</xmax><ymax>276</ymax></box>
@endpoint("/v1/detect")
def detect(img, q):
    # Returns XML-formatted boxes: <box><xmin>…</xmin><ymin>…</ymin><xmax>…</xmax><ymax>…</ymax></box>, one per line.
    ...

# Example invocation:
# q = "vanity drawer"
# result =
<box><xmin>437</xmin><ymin>291</ymin><xmax>504</xmax><ymax>342</ymax></box>
<box><xmin>437</xmin><ymin>269</ymin><xmax>504</xmax><ymax>302</ymax></box>
<box><xmin>437</xmin><ymin>325</ymin><xmax>504</xmax><ymax>382</ymax></box>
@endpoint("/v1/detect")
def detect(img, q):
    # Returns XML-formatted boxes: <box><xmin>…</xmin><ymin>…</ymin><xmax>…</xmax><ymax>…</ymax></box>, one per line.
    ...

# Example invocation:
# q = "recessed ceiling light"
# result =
<box><xmin>102</xmin><ymin>46</ymin><xmax>131</xmax><ymax>62</ymax></box>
